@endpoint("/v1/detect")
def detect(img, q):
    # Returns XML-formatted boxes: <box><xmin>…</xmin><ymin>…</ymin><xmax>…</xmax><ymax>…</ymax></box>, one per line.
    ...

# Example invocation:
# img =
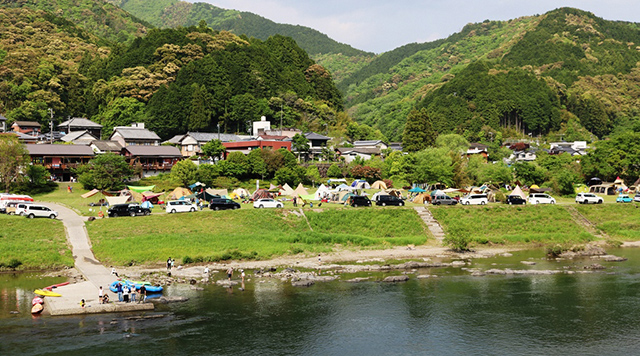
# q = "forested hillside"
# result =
<box><xmin>0</xmin><ymin>4</ymin><xmax>352</xmax><ymax>141</ymax></box>
<box><xmin>341</xmin><ymin>8</ymin><xmax>640</xmax><ymax>143</ymax></box>
<box><xmin>106</xmin><ymin>0</ymin><xmax>371</xmax><ymax>58</ymax></box>
<box><xmin>0</xmin><ymin>0</ymin><xmax>150</xmax><ymax>43</ymax></box>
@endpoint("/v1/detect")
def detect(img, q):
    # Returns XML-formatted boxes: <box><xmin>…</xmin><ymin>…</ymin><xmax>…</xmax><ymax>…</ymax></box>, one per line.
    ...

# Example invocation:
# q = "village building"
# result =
<box><xmin>222</xmin><ymin>140</ymin><xmax>291</xmax><ymax>156</ymax></box>
<box><xmin>57</xmin><ymin>117</ymin><xmax>103</xmax><ymax>139</ymax></box>
<box><xmin>60</xmin><ymin>130</ymin><xmax>98</xmax><ymax>145</ymax></box>
<box><xmin>90</xmin><ymin>140</ymin><xmax>123</xmax><ymax>154</ymax></box>
<box><xmin>109</xmin><ymin>123</ymin><xmax>160</xmax><ymax>147</ymax></box>
<box><xmin>122</xmin><ymin>145</ymin><xmax>182</xmax><ymax>177</ymax></box>
<box><xmin>11</xmin><ymin>121</ymin><xmax>41</xmax><ymax>135</ymax></box>
<box><xmin>0</xmin><ymin>114</ymin><xmax>6</xmax><ymax>133</ymax></box>
<box><xmin>177</xmin><ymin>132</ymin><xmax>241</xmax><ymax>157</ymax></box>
<box><xmin>25</xmin><ymin>144</ymin><xmax>95</xmax><ymax>181</ymax></box>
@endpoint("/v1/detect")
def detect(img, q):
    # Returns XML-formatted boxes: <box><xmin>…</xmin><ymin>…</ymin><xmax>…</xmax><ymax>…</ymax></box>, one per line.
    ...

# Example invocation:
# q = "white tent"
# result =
<box><xmin>314</xmin><ymin>184</ymin><xmax>330</xmax><ymax>200</ymax></box>
<box><xmin>371</xmin><ymin>180</ymin><xmax>387</xmax><ymax>190</ymax></box>
<box><xmin>279</xmin><ymin>183</ymin><xmax>295</xmax><ymax>196</ymax></box>
<box><xmin>351</xmin><ymin>180</ymin><xmax>371</xmax><ymax>189</ymax></box>
<box><xmin>106</xmin><ymin>196</ymin><xmax>130</xmax><ymax>206</ymax></box>
<box><xmin>232</xmin><ymin>188</ymin><xmax>250</xmax><ymax>197</ymax></box>
<box><xmin>509</xmin><ymin>185</ymin><xmax>526</xmax><ymax>199</ymax></box>
<box><xmin>207</xmin><ymin>188</ymin><xmax>228</xmax><ymax>197</ymax></box>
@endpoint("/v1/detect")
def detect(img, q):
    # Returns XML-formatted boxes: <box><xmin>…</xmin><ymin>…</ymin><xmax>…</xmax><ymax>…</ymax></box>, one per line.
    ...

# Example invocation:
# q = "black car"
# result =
<box><xmin>209</xmin><ymin>198</ymin><xmax>241</xmax><ymax>211</ymax></box>
<box><xmin>107</xmin><ymin>203</ymin><xmax>151</xmax><ymax>217</ymax></box>
<box><xmin>506</xmin><ymin>195</ymin><xmax>527</xmax><ymax>205</ymax></box>
<box><xmin>349</xmin><ymin>195</ymin><xmax>372</xmax><ymax>207</ymax></box>
<box><xmin>375</xmin><ymin>195</ymin><xmax>405</xmax><ymax>206</ymax></box>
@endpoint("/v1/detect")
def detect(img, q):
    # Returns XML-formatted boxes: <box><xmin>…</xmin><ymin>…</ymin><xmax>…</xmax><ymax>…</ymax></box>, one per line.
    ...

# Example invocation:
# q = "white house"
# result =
<box><xmin>252</xmin><ymin>116</ymin><xmax>271</xmax><ymax>137</ymax></box>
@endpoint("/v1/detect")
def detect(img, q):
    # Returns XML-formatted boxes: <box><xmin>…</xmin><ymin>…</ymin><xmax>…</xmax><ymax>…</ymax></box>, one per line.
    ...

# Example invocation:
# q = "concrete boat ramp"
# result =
<box><xmin>40</xmin><ymin>203</ymin><xmax>154</xmax><ymax>316</ymax></box>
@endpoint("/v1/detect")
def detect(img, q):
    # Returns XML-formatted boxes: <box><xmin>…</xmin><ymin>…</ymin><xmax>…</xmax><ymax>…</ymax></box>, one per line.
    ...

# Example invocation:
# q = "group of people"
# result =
<box><xmin>110</xmin><ymin>282</ymin><xmax>146</xmax><ymax>303</ymax></box>
<box><xmin>167</xmin><ymin>257</ymin><xmax>175</xmax><ymax>272</ymax></box>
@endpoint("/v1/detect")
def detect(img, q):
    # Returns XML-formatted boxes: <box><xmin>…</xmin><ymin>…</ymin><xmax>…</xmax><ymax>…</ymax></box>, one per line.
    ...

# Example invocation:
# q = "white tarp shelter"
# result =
<box><xmin>106</xmin><ymin>196</ymin><xmax>130</xmax><ymax>206</ymax></box>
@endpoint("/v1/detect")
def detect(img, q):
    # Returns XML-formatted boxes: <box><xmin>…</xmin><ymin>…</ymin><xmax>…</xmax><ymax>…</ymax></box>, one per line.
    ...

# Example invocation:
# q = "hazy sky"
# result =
<box><xmin>197</xmin><ymin>0</ymin><xmax>640</xmax><ymax>53</ymax></box>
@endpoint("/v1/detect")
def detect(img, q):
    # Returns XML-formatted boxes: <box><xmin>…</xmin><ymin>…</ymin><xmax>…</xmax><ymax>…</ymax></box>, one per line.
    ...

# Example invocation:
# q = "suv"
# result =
<box><xmin>575</xmin><ymin>193</ymin><xmax>603</xmax><ymax>204</ymax></box>
<box><xmin>506</xmin><ymin>195</ymin><xmax>526</xmax><ymax>205</ymax></box>
<box><xmin>15</xmin><ymin>202</ymin><xmax>33</xmax><ymax>216</ymax></box>
<box><xmin>349</xmin><ymin>195</ymin><xmax>372</xmax><ymax>207</ymax></box>
<box><xmin>107</xmin><ymin>203</ymin><xmax>151</xmax><ymax>217</ymax></box>
<box><xmin>24</xmin><ymin>205</ymin><xmax>58</xmax><ymax>219</ymax></box>
<box><xmin>375</xmin><ymin>195</ymin><xmax>404</xmax><ymax>206</ymax></box>
<box><xmin>432</xmin><ymin>195</ymin><xmax>457</xmax><ymax>205</ymax></box>
<box><xmin>210</xmin><ymin>198</ymin><xmax>241</xmax><ymax>211</ymax></box>
<box><xmin>166</xmin><ymin>200</ymin><xmax>197</xmax><ymax>213</ymax></box>
<box><xmin>528</xmin><ymin>193</ymin><xmax>556</xmax><ymax>205</ymax></box>
<box><xmin>460</xmin><ymin>194</ymin><xmax>488</xmax><ymax>205</ymax></box>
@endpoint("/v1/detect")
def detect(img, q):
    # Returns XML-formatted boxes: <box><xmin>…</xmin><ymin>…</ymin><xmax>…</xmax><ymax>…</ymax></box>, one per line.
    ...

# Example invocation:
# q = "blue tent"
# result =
<box><xmin>408</xmin><ymin>187</ymin><xmax>426</xmax><ymax>193</ymax></box>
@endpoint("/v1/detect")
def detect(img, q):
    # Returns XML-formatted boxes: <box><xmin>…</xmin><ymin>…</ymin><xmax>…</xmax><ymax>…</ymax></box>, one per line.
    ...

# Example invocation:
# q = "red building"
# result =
<box><xmin>222</xmin><ymin>140</ymin><xmax>291</xmax><ymax>157</ymax></box>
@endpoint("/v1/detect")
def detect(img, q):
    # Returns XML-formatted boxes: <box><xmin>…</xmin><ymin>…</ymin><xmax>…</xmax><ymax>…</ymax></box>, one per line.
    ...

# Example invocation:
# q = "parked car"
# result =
<box><xmin>528</xmin><ymin>193</ymin><xmax>556</xmax><ymax>205</ymax></box>
<box><xmin>349</xmin><ymin>195</ymin><xmax>372</xmax><ymax>207</ymax></box>
<box><xmin>634</xmin><ymin>193</ymin><xmax>640</xmax><ymax>203</ymax></box>
<box><xmin>575</xmin><ymin>193</ymin><xmax>603</xmax><ymax>204</ymax></box>
<box><xmin>506</xmin><ymin>195</ymin><xmax>527</xmax><ymax>205</ymax></box>
<box><xmin>210</xmin><ymin>198</ymin><xmax>241</xmax><ymax>210</ymax></box>
<box><xmin>15</xmin><ymin>202</ymin><xmax>33</xmax><ymax>216</ymax></box>
<box><xmin>616</xmin><ymin>194</ymin><xmax>633</xmax><ymax>203</ymax></box>
<box><xmin>375</xmin><ymin>195</ymin><xmax>404</xmax><ymax>206</ymax></box>
<box><xmin>460</xmin><ymin>194</ymin><xmax>488</xmax><ymax>205</ymax></box>
<box><xmin>24</xmin><ymin>205</ymin><xmax>58</xmax><ymax>219</ymax></box>
<box><xmin>253</xmin><ymin>198</ymin><xmax>283</xmax><ymax>209</ymax></box>
<box><xmin>432</xmin><ymin>195</ymin><xmax>458</xmax><ymax>205</ymax></box>
<box><xmin>165</xmin><ymin>200</ymin><xmax>197</xmax><ymax>213</ymax></box>
<box><xmin>108</xmin><ymin>203</ymin><xmax>151</xmax><ymax>217</ymax></box>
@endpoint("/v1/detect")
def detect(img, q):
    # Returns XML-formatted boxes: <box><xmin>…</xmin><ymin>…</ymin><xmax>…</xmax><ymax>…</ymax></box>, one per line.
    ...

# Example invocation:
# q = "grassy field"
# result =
<box><xmin>430</xmin><ymin>205</ymin><xmax>595</xmax><ymax>246</ymax></box>
<box><xmin>86</xmin><ymin>208</ymin><xmax>430</xmax><ymax>265</ymax></box>
<box><xmin>34</xmin><ymin>182</ymin><xmax>103</xmax><ymax>217</ymax></box>
<box><xmin>575</xmin><ymin>203</ymin><xmax>640</xmax><ymax>240</ymax></box>
<box><xmin>0</xmin><ymin>215</ymin><xmax>74</xmax><ymax>270</ymax></box>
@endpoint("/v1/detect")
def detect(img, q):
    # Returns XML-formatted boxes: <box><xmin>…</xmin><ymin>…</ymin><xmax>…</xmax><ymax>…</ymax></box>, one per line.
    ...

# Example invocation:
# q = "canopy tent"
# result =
<box><xmin>252</xmin><ymin>189</ymin><xmax>272</xmax><ymax>200</ymax></box>
<box><xmin>300</xmin><ymin>194</ymin><xmax>315</xmax><ymax>201</ymax></box>
<box><xmin>351</xmin><ymin>180</ymin><xmax>371</xmax><ymax>189</ymax></box>
<box><xmin>413</xmin><ymin>193</ymin><xmax>431</xmax><ymax>204</ymax></box>
<box><xmin>268</xmin><ymin>183</ymin><xmax>278</xmax><ymax>191</ymax></box>
<box><xmin>168</xmin><ymin>187</ymin><xmax>192</xmax><ymax>200</ymax></box>
<box><xmin>314</xmin><ymin>184</ymin><xmax>330</xmax><ymax>200</ymax></box>
<box><xmin>509</xmin><ymin>185</ymin><xmax>526</xmax><ymax>199</ymax></box>
<box><xmin>336</xmin><ymin>184</ymin><xmax>352</xmax><ymax>191</ymax></box>
<box><xmin>327</xmin><ymin>178</ymin><xmax>347</xmax><ymax>184</ymax></box>
<box><xmin>279</xmin><ymin>183</ymin><xmax>295</xmax><ymax>196</ymax></box>
<box><xmin>142</xmin><ymin>191</ymin><xmax>164</xmax><ymax>203</ymax></box>
<box><xmin>385</xmin><ymin>188</ymin><xmax>403</xmax><ymax>197</ymax></box>
<box><xmin>408</xmin><ymin>187</ymin><xmax>426</xmax><ymax>193</ymax></box>
<box><xmin>293</xmin><ymin>183</ymin><xmax>309</xmax><ymax>197</ymax></box>
<box><xmin>430</xmin><ymin>189</ymin><xmax>445</xmax><ymax>196</ymax></box>
<box><xmin>208</xmin><ymin>188</ymin><xmax>228</xmax><ymax>197</ymax></box>
<box><xmin>81</xmin><ymin>189</ymin><xmax>100</xmax><ymax>199</ymax></box>
<box><xmin>371</xmin><ymin>180</ymin><xmax>388</xmax><ymax>190</ymax></box>
<box><xmin>106</xmin><ymin>196</ymin><xmax>130</xmax><ymax>206</ymax></box>
<box><xmin>127</xmin><ymin>185</ymin><xmax>155</xmax><ymax>193</ymax></box>
<box><xmin>443</xmin><ymin>188</ymin><xmax>460</xmax><ymax>193</ymax></box>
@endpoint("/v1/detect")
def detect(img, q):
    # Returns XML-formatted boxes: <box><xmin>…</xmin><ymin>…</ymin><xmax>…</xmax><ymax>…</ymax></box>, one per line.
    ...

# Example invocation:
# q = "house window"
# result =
<box><xmin>187</xmin><ymin>145</ymin><xmax>193</xmax><ymax>152</ymax></box>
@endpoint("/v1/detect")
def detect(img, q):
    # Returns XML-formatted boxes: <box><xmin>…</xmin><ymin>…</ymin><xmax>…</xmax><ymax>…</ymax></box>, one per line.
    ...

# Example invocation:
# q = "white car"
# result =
<box><xmin>166</xmin><ymin>200</ymin><xmax>198</xmax><ymax>213</ymax></box>
<box><xmin>575</xmin><ymin>193</ymin><xmax>603</xmax><ymax>204</ymax></box>
<box><xmin>460</xmin><ymin>194</ymin><xmax>488</xmax><ymax>205</ymax></box>
<box><xmin>528</xmin><ymin>193</ymin><xmax>556</xmax><ymax>205</ymax></box>
<box><xmin>24</xmin><ymin>205</ymin><xmax>58</xmax><ymax>219</ymax></box>
<box><xmin>15</xmin><ymin>202</ymin><xmax>33</xmax><ymax>216</ymax></box>
<box><xmin>253</xmin><ymin>198</ymin><xmax>283</xmax><ymax>209</ymax></box>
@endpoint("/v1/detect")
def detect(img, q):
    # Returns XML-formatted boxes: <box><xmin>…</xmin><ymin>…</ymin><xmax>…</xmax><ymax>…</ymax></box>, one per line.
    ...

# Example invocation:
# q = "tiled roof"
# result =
<box><xmin>12</xmin><ymin>121</ymin><xmax>41</xmax><ymax>127</ymax></box>
<box><xmin>337</xmin><ymin>147</ymin><xmax>381</xmax><ymax>155</ymax></box>
<box><xmin>304</xmin><ymin>132</ymin><xmax>331</xmax><ymax>140</ymax></box>
<box><xmin>0</xmin><ymin>114</ymin><xmax>6</xmax><ymax>121</ymax></box>
<box><xmin>124</xmin><ymin>145</ymin><xmax>182</xmax><ymax>157</ymax></box>
<box><xmin>25</xmin><ymin>144</ymin><xmax>95</xmax><ymax>156</ymax></box>
<box><xmin>91</xmin><ymin>140</ymin><xmax>122</xmax><ymax>152</ymax></box>
<box><xmin>353</xmin><ymin>140</ymin><xmax>384</xmax><ymax>146</ymax></box>
<box><xmin>163</xmin><ymin>134</ymin><xmax>185</xmax><ymax>145</ymax></box>
<box><xmin>58</xmin><ymin>117</ymin><xmax>102</xmax><ymax>128</ymax></box>
<box><xmin>112</xmin><ymin>127</ymin><xmax>160</xmax><ymax>140</ymax></box>
<box><xmin>61</xmin><ymin>130</ymin><xmax>97</xmax><ymax>142</ymax></box>
<box><xmin>187</xmin><ymin>132</ymin><xmax>241</xmax><ymax>143</ymax></box>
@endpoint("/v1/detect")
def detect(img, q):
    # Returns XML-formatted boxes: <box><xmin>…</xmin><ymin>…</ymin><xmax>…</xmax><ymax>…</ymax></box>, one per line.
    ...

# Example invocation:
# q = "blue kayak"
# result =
<box><xmin>110</xmin><ymin>280</ymin><xmax>163</xmax><ymax>294</ymax></box>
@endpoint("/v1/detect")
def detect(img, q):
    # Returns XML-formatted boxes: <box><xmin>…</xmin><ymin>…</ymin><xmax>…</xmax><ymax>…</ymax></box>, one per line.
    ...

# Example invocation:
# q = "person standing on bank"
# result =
<box><xmin>226</xmin><ymin>266</ymin><xmax>234</xmax><ymax>281</ymax></box>
<box><xmin>167</xmin><ymin>257</ymin><xmax>172</xmax><ymax>271</ymax></box>
<box><xmin>98</xmin><ymin>286</ymin><xmax>104</xmax><ymax>304</ymax></box>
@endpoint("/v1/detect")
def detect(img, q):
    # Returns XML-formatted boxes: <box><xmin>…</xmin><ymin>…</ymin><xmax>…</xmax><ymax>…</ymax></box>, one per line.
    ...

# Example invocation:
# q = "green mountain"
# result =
<box><xmin>0</xmin><ymin>0</ymin><xmax>151</xmax><ymax>43</ymax></box>
<box><xmin>342</xmin><ymin>8</ymin><xmax>640</xmax><ymax>142</ymax></box>
<box><xmin>106</xmin><ymin>0</ymin><xmax>371</xmax><ymax>57</ymax></box>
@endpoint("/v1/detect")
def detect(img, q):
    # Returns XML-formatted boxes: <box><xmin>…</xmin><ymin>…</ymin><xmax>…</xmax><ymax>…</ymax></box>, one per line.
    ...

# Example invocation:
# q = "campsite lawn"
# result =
<box><xmin>34</xmin><ymin>182</ymin><xmax>103</xmax><ymax>217</ymax></box>
<box><xmin>575</xmin><ymin>204</ymin><xmax>640</xmax><ymax>240</ymax></box>
<box><xmin>86</xmin><ymin>208</ymin><xmax>430</xmax><ymax>265</ymax></box>
<box><xmin>0</xmin><ymin>214</ymin><xmax>73</xmax><ymax>270</ymax></box>
<box><xmin>430</xmin><ymin>205</ymin><xmax>595</xmax><ymax>246</ymax></box>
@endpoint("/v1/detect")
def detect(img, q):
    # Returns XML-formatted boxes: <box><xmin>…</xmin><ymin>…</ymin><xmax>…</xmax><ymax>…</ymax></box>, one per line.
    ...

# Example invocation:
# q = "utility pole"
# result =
<box><xmin>280</xmin><ymin>103</ymin><xmax>283</xmax><ymax>136</ymax></box>
<box><xmin>48</xmin><ymin>108</ymin><xmax>54</xmax><ymax>144</ymax></box>
<box><xmin>217</xmin><ymin>123</ymin><xmax>220</xmax><ymax>141</ymax></box>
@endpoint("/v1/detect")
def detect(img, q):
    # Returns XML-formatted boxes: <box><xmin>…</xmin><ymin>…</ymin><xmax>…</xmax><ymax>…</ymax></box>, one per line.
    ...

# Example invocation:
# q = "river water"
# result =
<box><xmin>2</xmin><ymin>248</ymin><xmax>640</xmax><ymax>356</ymax></box>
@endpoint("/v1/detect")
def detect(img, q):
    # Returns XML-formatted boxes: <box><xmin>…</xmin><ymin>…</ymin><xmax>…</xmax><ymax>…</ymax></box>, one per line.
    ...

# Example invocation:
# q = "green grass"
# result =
<box><xmin>0</xmin><ymin>215</ymin><xmax>73</xmax><ymax>270</ymax></box>
<box><xmin>86</xmin><ymin>208</ymin><xmax>429</xmax><ymax>265</ymax></box>
<box><xmin>431</xmin><ymin>205</ymin><xmax>594</xmax><ymax>246</ymax></box>
<box><xmin>34</xmin><ymin>182</ymin><xmax>104</xmax><ymax>217</ymax></box>
<box><xmin>575</xmin><ymin>203</ymin><xmax>640</xmax><ymax>240</ymax></box>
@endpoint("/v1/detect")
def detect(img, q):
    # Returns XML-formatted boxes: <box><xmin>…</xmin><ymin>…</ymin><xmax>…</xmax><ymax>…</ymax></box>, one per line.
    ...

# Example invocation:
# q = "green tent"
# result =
<box><xmin>127</xmin><ymin>185</ymin><xmax>155</xmax><ymax>193</ymax></box>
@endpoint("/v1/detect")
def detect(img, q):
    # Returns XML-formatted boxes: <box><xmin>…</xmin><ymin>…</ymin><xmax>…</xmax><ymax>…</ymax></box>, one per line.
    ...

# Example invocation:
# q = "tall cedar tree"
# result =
<box><xmin>402</xmin><ymin>108</ymin><xmax>436</xmax><ymax>152</ymax></box>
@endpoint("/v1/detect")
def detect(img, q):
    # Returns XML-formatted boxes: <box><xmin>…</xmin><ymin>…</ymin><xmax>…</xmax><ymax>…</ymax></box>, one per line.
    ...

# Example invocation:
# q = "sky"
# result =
<box><xmin>197</xmin><ymin>0</ymin><xmax>640</xmax><ymax>53</ymax></box>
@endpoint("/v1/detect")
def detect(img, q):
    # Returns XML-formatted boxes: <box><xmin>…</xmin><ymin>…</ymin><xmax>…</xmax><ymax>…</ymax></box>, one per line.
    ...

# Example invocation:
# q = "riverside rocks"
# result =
<box><xmin>383</xmin><ymin>275</ymin><xmax>409</xmax><ymax>283</ymax></box>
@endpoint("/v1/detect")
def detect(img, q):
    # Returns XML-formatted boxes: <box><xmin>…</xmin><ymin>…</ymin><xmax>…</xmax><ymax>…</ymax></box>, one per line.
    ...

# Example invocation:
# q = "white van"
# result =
<box><xmin>460</xmin><ymin>194</ymin><xmax>488</xmax><ymax>205</ymax></box>
<box><xmin>24</xmin><ymin>205</ymin><xmax>58</xmax><ymax>219</ymax></box>
<box><xmin>165</xmin><ymin>200</ymin><xmax>198</xmax><ymax>213</ymax></box>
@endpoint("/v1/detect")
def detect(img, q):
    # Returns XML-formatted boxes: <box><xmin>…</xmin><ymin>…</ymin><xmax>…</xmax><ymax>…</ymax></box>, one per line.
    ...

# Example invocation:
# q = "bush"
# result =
<box><xmin>182</xmin><ymin>256</ymin><xmax>194</xmax><ymax>264</ymax></box>
<box><xmin>212</xmin><ymin>176</ymin><xmax>240</xmax><ymax>189</ymax></box>
<box><xmin>443</xmin><ymin>231</ymin><xmax>472</xmax><ymax>252</ymax></box>
<box><xmin>7</xmin><ymin>258</ymin><xmax>23</xmax><ymax>270</ymax></box>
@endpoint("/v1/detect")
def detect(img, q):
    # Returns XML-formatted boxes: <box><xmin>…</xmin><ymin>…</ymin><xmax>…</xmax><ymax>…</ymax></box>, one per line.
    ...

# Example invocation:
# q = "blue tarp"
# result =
<box><xmin>408</xmin><ymin>187</ymin><xmax>426</xmax><ymax>193</ymax></box>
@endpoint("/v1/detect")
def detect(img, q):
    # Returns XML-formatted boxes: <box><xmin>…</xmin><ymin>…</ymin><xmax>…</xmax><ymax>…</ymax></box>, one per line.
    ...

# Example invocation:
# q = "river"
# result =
<box><xmin>2</xmin><ymin>248</ymin><xmax>640</xmax><ymax>356</ymax></box>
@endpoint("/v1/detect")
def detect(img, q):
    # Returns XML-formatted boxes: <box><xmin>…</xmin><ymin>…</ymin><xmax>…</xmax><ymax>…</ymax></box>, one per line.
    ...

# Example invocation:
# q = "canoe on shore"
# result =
<box><xmin>109</xmin><ymin>280</ymin><xmax>163</xmax><ymax>294</ymax></box>
<box><xmin>43</xmin><ymin>282</ymin><xmax>69</xmax><ymax>291</ymax></box>
<box><xmin>31</xmin><ymin>303</ymin><xmax>44</xmax><ymax>314</ymax></box>
<box><xmin>34</xmin><ymin>289</ymin><xmax>62</xmax><ymax>297</ymax></box>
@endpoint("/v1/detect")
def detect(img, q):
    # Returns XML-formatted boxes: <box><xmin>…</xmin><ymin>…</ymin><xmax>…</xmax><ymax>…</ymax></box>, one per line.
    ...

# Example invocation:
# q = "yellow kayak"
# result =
<box><xmin>34</xmin><ymin>289</ymin><xmax>62</xmax><ymax>297</ymax></box>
